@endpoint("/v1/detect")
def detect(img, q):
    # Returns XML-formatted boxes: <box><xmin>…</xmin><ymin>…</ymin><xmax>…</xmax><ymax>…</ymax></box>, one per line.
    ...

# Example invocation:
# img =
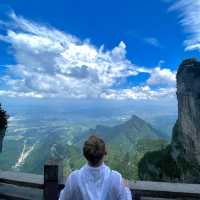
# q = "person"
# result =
<box><xmin>59</xmin><ymin>135</ymin><xmax>133</xmax><ymax>200</ymax></box>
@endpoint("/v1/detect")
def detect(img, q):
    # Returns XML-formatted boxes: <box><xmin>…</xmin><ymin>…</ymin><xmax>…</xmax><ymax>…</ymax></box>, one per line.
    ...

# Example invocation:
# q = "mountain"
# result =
<box><xmin>73</xmin><ymin>115</ymin><xmax>167</xmax><ymax>180</ymax></box>
<box><xmin>147</xmin><ymin>114</ymin><xmax>177</xmax><ymax>139</ymax></box>
<box><xmin>83</xmin><ymin>114</ymin><xmax>163</xmax><ymax>150</ymax></box>
<box><xmin>138</xmin><ymin>58</ymin><xmax>200</xmax><ymax>183</ymax></box>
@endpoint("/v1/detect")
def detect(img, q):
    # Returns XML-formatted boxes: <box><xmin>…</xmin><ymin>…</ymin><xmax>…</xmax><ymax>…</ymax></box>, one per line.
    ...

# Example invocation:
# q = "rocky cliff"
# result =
<box><xmin>0</xmin><ymin>104</ymin><xmax>8</xmax><ymax>152</ymax></box>
<box><xmin>138</xmin><ymin>58</ymin><xmax>200</xmax><ymax>183</ymax></box>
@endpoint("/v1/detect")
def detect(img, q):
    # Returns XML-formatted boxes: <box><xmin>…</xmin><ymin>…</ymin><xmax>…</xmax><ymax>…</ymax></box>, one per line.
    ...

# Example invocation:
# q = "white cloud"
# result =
<box><xmin>144</xmin><ymin>37</ymin><xmax>162</xmax><ymax>48</ymax></box>
<box><xmin>0</xmin><ymin>12</ymin><xmax>176</xmax><ymax>100</ymax></box>
<box><xmin>0</xmin><ymin>90</ymin><xmax>43</xmax><ymax>98</ymax></box>
<box><xmin>147</xmin><ymin>67</ymin><xmax>176</xmax><ymax>86</ymax></box>
<box><xmin>169</xmin><ymin>0</ymin><xmax>200</xmax><ymax>51</ymax></box>
<box><xmin>101</xmin><ymin>86</ymin><xmax>176</xmax><ymax>100</ymax></box>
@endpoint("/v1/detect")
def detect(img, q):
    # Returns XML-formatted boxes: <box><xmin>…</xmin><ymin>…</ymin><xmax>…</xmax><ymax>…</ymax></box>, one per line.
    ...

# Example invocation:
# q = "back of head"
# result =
<box><xmin>83</xmin><ymin>135</ymin><xmax>106</xmax><ymax>166</ymax></box>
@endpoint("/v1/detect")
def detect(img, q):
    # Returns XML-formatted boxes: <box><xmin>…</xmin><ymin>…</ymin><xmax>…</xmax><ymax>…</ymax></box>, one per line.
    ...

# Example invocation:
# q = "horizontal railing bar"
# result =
<box><xmin>0</xmin><ymin>183</ymin><xmax>43</xmax><ymax>200</ymax></box>
<box><xmin>0</xmin><ymin>170</ymin><xmax>44</xmax><ymax>189</ymax></box>
<box><xmin>128</xmin><ymin>181</ymin><xmax>200</xmax><ymax>194</ymax></box>
<box><xmin>133</xmin><ymin>189</ymin><xmax>200</xmax><ymax>199</ymax></box>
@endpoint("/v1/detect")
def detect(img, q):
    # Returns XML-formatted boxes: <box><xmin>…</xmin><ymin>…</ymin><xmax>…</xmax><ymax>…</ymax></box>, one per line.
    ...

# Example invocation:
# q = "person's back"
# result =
<box><xmin>59</xmin><ymin>135</ymin><xmax>132</xmax><ymax>200</ymax></box>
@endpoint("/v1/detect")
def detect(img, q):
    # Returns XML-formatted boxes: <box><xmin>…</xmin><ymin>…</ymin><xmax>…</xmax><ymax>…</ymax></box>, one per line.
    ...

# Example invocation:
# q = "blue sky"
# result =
<box><xmin>0</xmin><ymin>0</ymin><xmax>199</xmax><ymax>100</ymax></box>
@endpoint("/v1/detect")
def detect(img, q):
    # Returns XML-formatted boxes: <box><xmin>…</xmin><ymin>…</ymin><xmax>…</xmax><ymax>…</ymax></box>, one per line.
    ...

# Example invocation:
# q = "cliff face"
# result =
<box><xmin>0</xmin><ymin>104</ymin><xmax>8</xmax><ymax>153</ymax></box>
<box><xmin>138</xmin><ymin>58</ymin><xmax>200</xmax><ymax>183</ymax></box>
<box><xmin>0</xmin><ymin>129</ymin><xmax>6</xmax><ymax>153</ymax></box>
<box><xmin>172</xmin><ymin>58</ymin><xmax>200</xmax><ymax>167</ymax></box>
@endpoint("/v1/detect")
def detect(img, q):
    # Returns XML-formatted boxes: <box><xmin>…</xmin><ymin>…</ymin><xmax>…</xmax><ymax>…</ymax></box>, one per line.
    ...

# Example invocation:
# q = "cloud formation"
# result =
<box><xmin>170</xmin><ymin>0</ymin><xmax>200</xmax><ymax>51</ymax></box>
<box><xmin>0</xmin><ymin>12</ymin><xmax>176</xmax><ymax>100</ymax></box>
<box><xmin>147</xmin><ymin>67</ymin><xmax>176</xmax><ymax>86</ymax></box>
<box><xmin>144</xmin><ymin>37</ymin><xmax>162</xmax><ymax>48</ymax></box>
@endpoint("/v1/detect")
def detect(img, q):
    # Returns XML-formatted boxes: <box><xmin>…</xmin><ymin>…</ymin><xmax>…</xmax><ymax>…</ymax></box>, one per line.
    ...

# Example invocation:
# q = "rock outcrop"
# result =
<box><xmin>0</xmin><ymin>130</ymin><xmax>5</xmax><ymax>153</ymax></box>
<box><xmin>0</xmin><ymin>104</ymin><xmax>8</xmax><ymax>152</ymax></box>
<box><xmin>138</xmin><ymin>58</ymin><xmax>200</xmax><ymax>183</ymax></box>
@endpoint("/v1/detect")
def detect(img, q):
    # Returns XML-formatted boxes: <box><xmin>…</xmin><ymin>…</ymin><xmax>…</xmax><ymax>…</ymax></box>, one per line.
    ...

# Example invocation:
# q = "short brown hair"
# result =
<box><xmin>83</xmin><ymin>135</ymin><xmax>106</xmax><ymax>166</ymax></box>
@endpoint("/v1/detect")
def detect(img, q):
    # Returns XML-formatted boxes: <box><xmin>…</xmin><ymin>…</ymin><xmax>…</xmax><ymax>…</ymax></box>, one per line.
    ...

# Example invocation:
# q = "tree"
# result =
<box><xmin>0</xmin><ymin>104</ymin><xmax>8</xmax><ymax>152</ymax></box>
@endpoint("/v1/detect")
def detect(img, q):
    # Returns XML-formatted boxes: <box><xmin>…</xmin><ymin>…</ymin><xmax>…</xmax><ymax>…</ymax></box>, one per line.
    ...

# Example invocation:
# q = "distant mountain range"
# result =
<box><xmin>0</xmin><ymin>111</ymin><xmax>167</xmax><ymax>180</ymax></box>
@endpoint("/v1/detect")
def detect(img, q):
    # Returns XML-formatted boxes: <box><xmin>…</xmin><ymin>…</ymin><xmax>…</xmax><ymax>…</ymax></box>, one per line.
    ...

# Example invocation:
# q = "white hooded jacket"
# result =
<box><xmin>59</xmin><ymin>163</ymin><xmax>132</xmax><ymax>200</ymax></box>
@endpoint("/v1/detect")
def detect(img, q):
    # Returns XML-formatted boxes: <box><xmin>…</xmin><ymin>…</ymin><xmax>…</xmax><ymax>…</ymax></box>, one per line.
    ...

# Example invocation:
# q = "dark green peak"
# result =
<box><xmin>130</xmin><ymin>114</ymin><xmax>141</xmax><ymax>120</ymax></box>
<box><xmin>125</xmin><ymin>115</ymin><xmax>150</xmax><ymax>127</ymax></box>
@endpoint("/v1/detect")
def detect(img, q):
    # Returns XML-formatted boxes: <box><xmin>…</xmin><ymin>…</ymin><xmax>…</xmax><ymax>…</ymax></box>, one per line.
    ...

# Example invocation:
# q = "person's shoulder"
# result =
<box><xmin>111</xmin><ymin>170</ymin><xmax>122</xmax><ymax>178</ymax></box>
<box><xmin>68</xmin><ymin>164</ymin><xmax>89</xmax><ymax>180</ymax></box>
<box><xmin>110</xmin><ymin>170</ymin><xmax>123</xmax><ymax>183</ymax></box>
<box><xmin>103</xmin><ymin>164</ymin><xmax>122</xmax><ymax>180</ymax></box>
<box><xmin>68</xmin><ymin>169</ymin><xmax>80</xmax><ymax>179</ymax></box>
<box><xmin>65</xmin><ymin>169</ymin><xmax>80</xmax><ymax>183</ymax></box>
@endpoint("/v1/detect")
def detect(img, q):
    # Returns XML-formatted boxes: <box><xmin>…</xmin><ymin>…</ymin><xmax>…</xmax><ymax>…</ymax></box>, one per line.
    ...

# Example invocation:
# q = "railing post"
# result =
<box><xmin>43</xmin><ymin>158</ymin><xmax>63</xmax><ymax>200</ymax></box>
<box><xmin>133</xmin><ymin>192</ymin><xmax>141</xmax><ymax>200</ymax></box>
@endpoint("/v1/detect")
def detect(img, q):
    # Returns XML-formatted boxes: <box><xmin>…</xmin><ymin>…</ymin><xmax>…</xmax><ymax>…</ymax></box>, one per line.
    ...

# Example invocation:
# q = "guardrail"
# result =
<box><xmin>0</xmin><ymin>159</ymin><xmax>200</xmax><ymax>200</ymax></box>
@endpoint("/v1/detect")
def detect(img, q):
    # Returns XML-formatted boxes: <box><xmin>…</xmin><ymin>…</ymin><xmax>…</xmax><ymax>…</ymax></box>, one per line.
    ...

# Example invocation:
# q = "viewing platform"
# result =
<box><xmin>0</xmin><ymin>159</ymin><xmax>200</xmax><ymax>200</ymax></box>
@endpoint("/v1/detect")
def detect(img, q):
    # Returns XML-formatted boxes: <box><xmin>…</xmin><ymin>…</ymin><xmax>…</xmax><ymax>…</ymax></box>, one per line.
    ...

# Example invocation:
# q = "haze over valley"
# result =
<box><xmin>0</xmin><ymin>99</ymin><xmax>176</xmax><ymax>179</ymax></box>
